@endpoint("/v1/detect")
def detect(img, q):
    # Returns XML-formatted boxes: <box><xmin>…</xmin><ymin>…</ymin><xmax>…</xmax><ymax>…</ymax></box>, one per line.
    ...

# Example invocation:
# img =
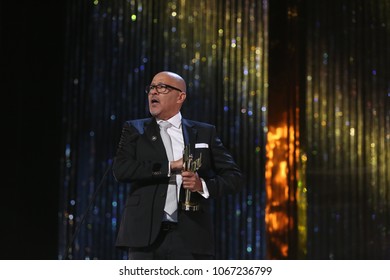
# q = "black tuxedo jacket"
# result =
<box><xmin>112</xmin><ymin>117</ymin><xmax>243</xmax><ymax>255</ymax></box>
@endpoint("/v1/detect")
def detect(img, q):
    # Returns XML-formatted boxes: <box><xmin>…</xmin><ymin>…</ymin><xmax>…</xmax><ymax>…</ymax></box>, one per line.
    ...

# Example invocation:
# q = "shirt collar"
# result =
<box><xmin>157</xmin><ymin>112</ymin><xmax>182</xmax><ymax>129</ymax></box>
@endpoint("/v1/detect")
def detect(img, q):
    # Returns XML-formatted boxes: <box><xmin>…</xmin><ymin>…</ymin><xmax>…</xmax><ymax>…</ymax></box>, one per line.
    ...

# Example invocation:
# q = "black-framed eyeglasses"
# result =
<box><xmin>145</xmin><ymin>83</ymin><xmax>183</xmax><ymax>94</ymax></box>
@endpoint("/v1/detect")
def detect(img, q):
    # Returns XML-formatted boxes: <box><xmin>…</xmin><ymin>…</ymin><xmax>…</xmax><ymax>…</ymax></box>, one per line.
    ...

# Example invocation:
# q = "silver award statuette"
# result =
<box><xmin>181</xmin><ymin>144</ymin><xmax>202</xmax><ymax>211</ymax></box>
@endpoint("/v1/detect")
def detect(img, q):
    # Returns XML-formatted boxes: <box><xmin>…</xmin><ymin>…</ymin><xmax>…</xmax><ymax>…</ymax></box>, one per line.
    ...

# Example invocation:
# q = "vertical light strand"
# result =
<box><xmin>382</xmin><ymin>0</ymin><xmax>390</xmax><ymax>252</ymax></box>
<box><xmin>256</xmin><ymin>0</ymin><xmax>268</xmax><ymax>260</ymax></box>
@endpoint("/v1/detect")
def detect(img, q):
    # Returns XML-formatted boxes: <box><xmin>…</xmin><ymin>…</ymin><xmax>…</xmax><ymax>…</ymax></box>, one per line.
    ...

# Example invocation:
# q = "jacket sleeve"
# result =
<box><xmin>199</xmin><ymin>125</ymin><xmax>244</xmax><ymax>198</ymax></box>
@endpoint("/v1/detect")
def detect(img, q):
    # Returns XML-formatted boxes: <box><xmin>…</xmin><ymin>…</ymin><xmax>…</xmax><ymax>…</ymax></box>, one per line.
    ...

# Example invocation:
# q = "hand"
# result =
<box><xmin>170</xmin><ymin>158</ymin><xmax>183</xmax><ymax>172</ymax></box>
<box><xmin>181</xmin><ymin>171</ymin><xmax>202</xmax><ymax>192</ymax></box>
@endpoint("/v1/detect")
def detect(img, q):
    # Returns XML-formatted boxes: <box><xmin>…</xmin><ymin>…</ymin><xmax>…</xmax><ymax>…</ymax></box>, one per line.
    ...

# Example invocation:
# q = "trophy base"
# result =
<box><xmin>181</xmin><ymin>203</ymin><xmax>200</xmax><ymax>211</ymax></box>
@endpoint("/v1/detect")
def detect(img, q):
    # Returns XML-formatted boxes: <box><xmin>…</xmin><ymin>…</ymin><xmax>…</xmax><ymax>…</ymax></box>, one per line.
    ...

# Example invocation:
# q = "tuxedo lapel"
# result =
<box><xmin>182</xmin><ymin>119</ymin><xmax>197</xmax><ymax>148</ymax></box>
<box><xmin>144</xmin><ymin>118</ymin><xmax>167</xmax><ymax>159</ymax></box>
<box><xmin>144</xmin><ymin>118</ymin><xmax>159</xmax><ymax>141</ymax></box>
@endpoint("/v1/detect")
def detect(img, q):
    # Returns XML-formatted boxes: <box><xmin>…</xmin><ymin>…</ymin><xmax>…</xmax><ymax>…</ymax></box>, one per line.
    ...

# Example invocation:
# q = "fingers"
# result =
<box><xmin>181</xmin><ymin>171</ymin><xmax>201</xmax><ymax>192</ymax></box>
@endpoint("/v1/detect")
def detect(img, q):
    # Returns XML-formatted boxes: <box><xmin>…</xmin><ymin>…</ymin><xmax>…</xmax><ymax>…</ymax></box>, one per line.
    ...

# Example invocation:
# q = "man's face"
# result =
<box><xmin>148</xmin><ymin>72</ymin><xmax>186</xmax><ymax>120</ymax></box>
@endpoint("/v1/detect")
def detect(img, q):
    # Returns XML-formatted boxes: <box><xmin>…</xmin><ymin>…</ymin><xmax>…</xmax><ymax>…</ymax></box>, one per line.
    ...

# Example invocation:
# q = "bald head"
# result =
<box><xmin>154</xmin><ymin>71</ymin><xmax>186</xmax><ymax>93</ymax></box>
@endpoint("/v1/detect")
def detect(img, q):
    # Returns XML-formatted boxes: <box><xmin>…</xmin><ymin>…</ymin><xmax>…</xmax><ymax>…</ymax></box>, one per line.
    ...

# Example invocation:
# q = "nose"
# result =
<box><xmin>148</xmin><ymin>87</ymin><xmax>158</xmax><ymax>95</ymax></box>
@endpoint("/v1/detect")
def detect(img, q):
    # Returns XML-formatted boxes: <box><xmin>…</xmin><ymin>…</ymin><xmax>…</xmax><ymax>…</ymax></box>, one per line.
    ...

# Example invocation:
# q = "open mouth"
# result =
<box><xmin>150</xmin><ymin>97</ymin><xmax>160</xmax><ymax>104</ymax></box>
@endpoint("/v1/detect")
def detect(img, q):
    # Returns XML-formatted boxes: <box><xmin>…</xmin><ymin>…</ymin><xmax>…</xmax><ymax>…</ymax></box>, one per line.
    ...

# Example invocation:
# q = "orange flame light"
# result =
<box><xmin>265</xmin><ymin>124</ymin><xmax>301</xmax><ymax>259</ymax></box>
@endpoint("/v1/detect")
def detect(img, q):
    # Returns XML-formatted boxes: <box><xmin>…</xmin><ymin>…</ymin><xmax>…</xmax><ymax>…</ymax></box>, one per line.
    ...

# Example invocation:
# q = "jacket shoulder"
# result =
<box><xmin>124</xmin><ymin>118</ymin><xmax>154</xmax><ymax>134</ymax></box>
<box><xmin>183</xmin><ymin>119</ymin><xmax>215</xmax><ymax>129</ymax></box>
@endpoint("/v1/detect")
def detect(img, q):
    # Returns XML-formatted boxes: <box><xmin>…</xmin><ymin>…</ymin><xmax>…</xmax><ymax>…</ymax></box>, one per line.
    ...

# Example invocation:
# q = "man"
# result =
<box><xmin>113</xmin><ymin>71</ymin><xmax>243</xmax><ymax>259</ymax></box>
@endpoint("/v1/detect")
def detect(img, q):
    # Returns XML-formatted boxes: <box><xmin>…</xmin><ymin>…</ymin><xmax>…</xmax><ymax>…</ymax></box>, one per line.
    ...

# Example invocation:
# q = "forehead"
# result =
<box><xmin>151</xmin><ymin>73</ymin><xmax>176</xmax><ymax>84</ymax></box>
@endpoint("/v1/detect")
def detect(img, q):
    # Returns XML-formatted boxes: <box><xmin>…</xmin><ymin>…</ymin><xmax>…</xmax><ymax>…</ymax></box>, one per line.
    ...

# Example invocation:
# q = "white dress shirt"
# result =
<box><xmin>157</xmin><ymin>112</ymin><xmax>210</xmax><ymax>205</ymax></box>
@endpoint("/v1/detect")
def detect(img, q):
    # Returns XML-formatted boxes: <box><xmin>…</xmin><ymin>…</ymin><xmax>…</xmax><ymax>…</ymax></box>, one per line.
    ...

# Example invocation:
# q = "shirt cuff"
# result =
<box><xmin>167</xmin><ymin>161</ymin><xmax>171</xmax><ymax>177</ymax></box>
<box><xmin>198</xmin><ymin>178</ymin><xmax>210</xmax><ymax>199</ymax></box>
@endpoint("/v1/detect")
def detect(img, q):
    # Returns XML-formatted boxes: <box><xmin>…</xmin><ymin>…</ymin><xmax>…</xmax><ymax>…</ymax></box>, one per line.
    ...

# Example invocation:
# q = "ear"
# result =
<box><xmin>177</xmin><ymin>92</ymin><xmax>186</xmax><ymax>104</ymax></box>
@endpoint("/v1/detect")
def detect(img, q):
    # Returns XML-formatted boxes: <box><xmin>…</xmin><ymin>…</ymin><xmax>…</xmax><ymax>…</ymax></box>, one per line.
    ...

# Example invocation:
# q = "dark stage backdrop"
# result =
<box><xmin>304</xmin><ymin>0</ymin><xmax>390</xmax><ymax>259</ymax></box>
<box><xmin>267</xmin><ymin>0</ymin><xmax>389</xmax><ymax>260</ymax></box>
<box><xmin>59</xmin><ymin>0</ymin><xmax>389</xmax><ymax>260</ymax></box>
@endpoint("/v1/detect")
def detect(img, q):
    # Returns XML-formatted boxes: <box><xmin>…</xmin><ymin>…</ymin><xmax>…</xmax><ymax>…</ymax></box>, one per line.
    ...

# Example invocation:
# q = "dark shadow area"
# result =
<box><xmin>1</xmin><ymin>1</ymin><xmax>64</xmax><ymax>259</ymax></box>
